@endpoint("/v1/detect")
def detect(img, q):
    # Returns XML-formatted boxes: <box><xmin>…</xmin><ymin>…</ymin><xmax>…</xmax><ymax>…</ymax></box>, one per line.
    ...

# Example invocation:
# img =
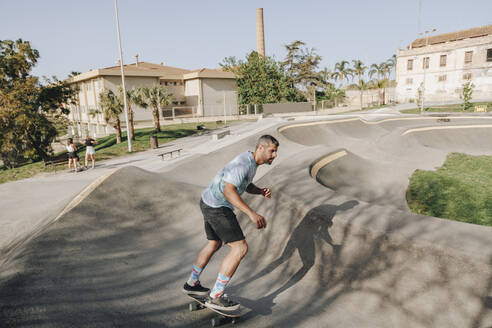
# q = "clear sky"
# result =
<box><xmin>1</xmin><ymin>0</ymin><xmax>491</xmax><ymax>80</ymax></box>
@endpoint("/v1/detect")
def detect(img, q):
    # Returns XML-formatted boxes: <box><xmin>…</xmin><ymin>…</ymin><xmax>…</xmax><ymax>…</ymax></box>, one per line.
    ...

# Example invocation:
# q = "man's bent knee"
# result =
<box><xmin>228</xmin><ymin>239</ymin><xmax>248</xmax><ymax>258</ymax></box>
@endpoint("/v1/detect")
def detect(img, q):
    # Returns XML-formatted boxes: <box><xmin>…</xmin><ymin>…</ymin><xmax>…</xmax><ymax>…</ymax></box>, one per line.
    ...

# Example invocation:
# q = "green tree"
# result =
<box><xmin>0</xmin><ymin>39</ymin><xmax>75</xmax><ymax>168</ymax></box>
<box><xmin>281</xmin><ymin>41</ymin><xmax>323</xmax><ymax>103</ymax></box>
<box><xmin>460</xmin><ymin>81</ymin><xmax>475</xmax><ymax>111</ymax></box>
<box><xmin>221</xmin><ymin>51</ymin><xmax>296</xmax><ymax>105</ymax></box>
<box><xmin>320</xmin><ymin>84</ymin><xmax>346</xmax><ymax>108</ymax></box>
<box><xmin>135</xmin><ymin>85</ymin><xmax>172</xmax><ymax>132</ymax></box>
<box><xmin>99</xmin><ymin>89</ymin><xmax>123</xmax><ymax>143</ymax></box>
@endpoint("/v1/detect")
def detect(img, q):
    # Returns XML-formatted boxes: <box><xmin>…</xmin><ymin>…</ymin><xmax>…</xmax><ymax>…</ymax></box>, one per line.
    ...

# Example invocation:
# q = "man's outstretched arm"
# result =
<box><xmin>246</xmin><ymin>183</ymin><xmax>271</xmax><ymax>199</ymax></box>
<box><xmin>224</xmin><ymin>182</ymin><xmax>267</xmax><ymax>229</ymax></box>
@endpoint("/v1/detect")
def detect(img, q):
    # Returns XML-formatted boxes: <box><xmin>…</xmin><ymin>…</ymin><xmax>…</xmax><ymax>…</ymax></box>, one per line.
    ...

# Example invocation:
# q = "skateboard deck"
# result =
<box><xmin>185</xmin><ymin>294</ymin><xmax>248</xmax><ymax>326</ymax></box>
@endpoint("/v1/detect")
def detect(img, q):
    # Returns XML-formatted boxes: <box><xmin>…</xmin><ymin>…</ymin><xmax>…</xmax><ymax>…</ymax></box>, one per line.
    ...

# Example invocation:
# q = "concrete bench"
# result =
<box><xmin>212</xmin><ymin>129</ymin><xmax>230</xmax><ymax>141</ymax></box>
<box><xmin>474</xmin><ymin>105</ymin><xmax>487</xmax><ymax>112</ymax></box>
<box><xmin>43</xmin><ymin>154</ymin><xmax>68</xmax><ymax>172</ymax></box>
<box><xmin>157</xmin><ymin>148</ymin><xmax>183</xmax><ymax>160</ymax></box>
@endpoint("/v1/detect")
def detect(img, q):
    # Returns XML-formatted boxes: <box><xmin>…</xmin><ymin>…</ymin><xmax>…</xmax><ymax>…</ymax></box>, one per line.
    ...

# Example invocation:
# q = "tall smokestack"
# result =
<box><xmin>256</xmin><ymin>8</ymin><xmax>265</xmax><ymax>56</ymax></box>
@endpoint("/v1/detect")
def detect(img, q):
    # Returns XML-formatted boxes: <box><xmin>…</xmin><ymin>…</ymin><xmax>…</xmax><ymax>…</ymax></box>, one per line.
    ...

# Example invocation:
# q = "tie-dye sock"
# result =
<box><xmin>209</xmin><ymin>273</ymin><xmax>231</xmax><ymax>299</ymax></box>
<box><xmin>187</xmin><ymin>264</ymin><xmax>203</xmax><ymax>286</ymax></box>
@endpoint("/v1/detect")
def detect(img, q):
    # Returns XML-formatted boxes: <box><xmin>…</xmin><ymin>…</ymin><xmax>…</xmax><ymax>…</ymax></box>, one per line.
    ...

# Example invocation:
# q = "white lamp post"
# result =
<box><xmin>114</xmin><ymin>0</ymin><xmax>132</xmax><ymax>152</ymax></box>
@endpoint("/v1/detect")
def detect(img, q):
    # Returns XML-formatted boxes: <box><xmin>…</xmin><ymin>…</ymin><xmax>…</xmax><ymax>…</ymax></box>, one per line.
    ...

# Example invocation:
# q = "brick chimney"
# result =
<box><xmin>256</xmin><ymin>8</ymin><xmax>265</xmax><ymax>56</ymax></box>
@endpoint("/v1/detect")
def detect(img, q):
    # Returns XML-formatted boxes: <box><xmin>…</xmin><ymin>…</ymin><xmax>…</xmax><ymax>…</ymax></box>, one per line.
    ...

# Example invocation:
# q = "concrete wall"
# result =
<box><xmin>396</xmin><ymin>35</ymin><xmax>492</xmax><ymax>103</ymax></box>
<box><xmin>344</xmin><ymin>88</ymin><xmax>396</xmax><ymax>108</ymax></box>
<box><xmin>201</xmin><ymin>78</ymin><xmax>238</xmax><ymax>117</ymax></box>
<box><xmin>184</xmin><ymin>79</ymin><xmax>200</xmax><ymax>109</ymax></box>
<box><xmin>263</xmin><ymin>102</ymin><xmax>313</xmax><ymax>114</ymax></box>
<box><xmin>160</xmin><ymin>80</ymin><xmax>185</xmax><ymax>104</ymax></box>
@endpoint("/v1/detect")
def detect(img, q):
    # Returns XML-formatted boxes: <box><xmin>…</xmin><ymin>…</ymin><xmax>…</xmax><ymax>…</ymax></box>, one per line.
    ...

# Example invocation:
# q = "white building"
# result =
<box><xmin>396</xmin><ymin>25</ymin><xmax>492</xmax><ymax>104</ymax></box>
<box><xmin>66</xmin><ymin>61</ymin><xmax>238</xmax><ymax>137</ymax></box>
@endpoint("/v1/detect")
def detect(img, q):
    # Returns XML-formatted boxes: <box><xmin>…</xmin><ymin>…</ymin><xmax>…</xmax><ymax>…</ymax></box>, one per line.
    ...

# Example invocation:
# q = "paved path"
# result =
<box><xmin>0</xmin><ymin>118</ymin><xmax>289</xmax><ymax>263</ymax></box>
<box><xmin>1</xmin><ymin>107</ymin><xmax>491</xmax><ymax>327</ymax></box>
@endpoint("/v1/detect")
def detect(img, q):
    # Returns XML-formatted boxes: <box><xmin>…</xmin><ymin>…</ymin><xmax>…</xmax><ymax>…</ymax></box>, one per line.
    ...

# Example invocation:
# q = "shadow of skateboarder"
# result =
<box><xmin>232</xmin><ymin>200</ymin><xmax>358</xmax><ymax>314</ymax></box>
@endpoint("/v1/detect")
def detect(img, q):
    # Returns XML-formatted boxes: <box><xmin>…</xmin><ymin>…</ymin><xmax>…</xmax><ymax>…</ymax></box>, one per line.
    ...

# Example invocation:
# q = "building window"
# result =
<box><xmin>487</xmin><ymin>49</ymin><xmax>492</xmax><ymax>62</ymax></box>
<box><xmin>423</xmin><ymin>57</ymin><xmax>430</xmax><ymax>69</ymax></box>
<box><xmin>464</xmin><ymin>51</ymin><xmax>473</xmax><ymax>64</ymax></box>
<box><xmin>463</xmin><ymin>73</ymin><xmax>472</xmax><ymax>80</ymax></box>
<box><xmin>407</xmin><ymin>59</ymin><xmax>413</xmax><ymax>70</ymax></box>
<box><xmin>164</xmin><ymin>82</ymin><xmax>168</xmax><ymax>86</ymax></box>
<box><xmin>440</xmin><ymin>55</ymin><xmax>447</xmax><ymax>67</ymax></box>
<box><xmin>438</xmin><ymin>75</ymin><xmax>447</xmax><ymax>82</ymax></box>
<box><xmin>406</xmin><ymin>78</ymin><xmax>413</xmax><ymax>85</ymax></box>
<box><xmin>173</xmin><ymin>82</ymin><xmax>177</xmax><ymax>86</ymax></box>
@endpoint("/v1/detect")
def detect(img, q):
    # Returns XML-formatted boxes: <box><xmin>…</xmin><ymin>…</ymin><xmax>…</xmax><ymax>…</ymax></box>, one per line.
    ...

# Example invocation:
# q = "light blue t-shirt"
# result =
<box><xmin>202</xmin><ymin>151</ymin><xmax>257</xmax><ymax>209</ymax></box>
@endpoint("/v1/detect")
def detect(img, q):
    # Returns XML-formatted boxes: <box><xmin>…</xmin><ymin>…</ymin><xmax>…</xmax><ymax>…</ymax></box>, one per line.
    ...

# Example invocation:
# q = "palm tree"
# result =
<box><xmin>352</xmin><ymin>60</ymin><xmax>367</xmax><ymax>109</ymax></box>
<box><xmin>331</xmin><ymin>60</ymin><xmax>352</xmax><ymax>88</ymax></box>
<box><xmin>135</xmin><ymin>85</ymin><xmax>172</xmax><ymax>132</ymax></box>
<box><xmin>118</xmin><ymin>86</ymin><xmax>138</xmax><ymax>141</ymax></box>
<box><xmin>355</xmin><ymin>80</ymin><xmax>369</xmax><ymax>109</ymax></box>
<box><xmin>383</xmin><ymin>55</ymin><xmax>397</xmax><ymax>104</ymax></box>
<box><xmin>99</xmin><ymin>89</ymin><xmax>123</xmax><ymax>143</ymax></box>
<box><xmin>386</xmin><ymin>54</ymin><xmax>396</xmax><ymax>80</ymax></box>
<box><xmin>369</xmin><ymin>63</ymin><xmax>386</xmax><ymax>105</ymax></box>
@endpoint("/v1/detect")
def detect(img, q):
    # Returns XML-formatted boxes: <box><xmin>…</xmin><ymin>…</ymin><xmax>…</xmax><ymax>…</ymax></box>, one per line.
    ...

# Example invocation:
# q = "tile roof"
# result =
<box><xmin>411</xmin><ymin>24</ymin><xmax>492</xmax><ymax>48</ymax></box>
<box><xmin>101</xmin><ymin>61</ymin><xmax>191</xmax><ymax>74</ymax></box>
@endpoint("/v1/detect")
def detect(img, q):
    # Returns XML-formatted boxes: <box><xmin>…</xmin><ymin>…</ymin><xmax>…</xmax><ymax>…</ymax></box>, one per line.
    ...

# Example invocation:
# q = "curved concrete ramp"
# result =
<box><xmin>310</xmin><ymin>149</ymin><xmax>409</xmax><ymax>210</ymax></box>
<box><xmin>1</xmin><ymin>117</ymin><xmax>491</xmax><ymax>327</ymax></box>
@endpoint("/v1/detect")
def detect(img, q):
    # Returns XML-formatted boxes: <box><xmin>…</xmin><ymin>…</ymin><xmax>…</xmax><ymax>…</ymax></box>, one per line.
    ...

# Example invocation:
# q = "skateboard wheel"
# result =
<box><xmin>189</xmin><ymin>302</ymin><xmax>199</xmax><ymax>311</ymax></box>
<box><xmin>211</xmin><ymin>316</ymin><xmax>222</xmax><ymax>327</ymax></box>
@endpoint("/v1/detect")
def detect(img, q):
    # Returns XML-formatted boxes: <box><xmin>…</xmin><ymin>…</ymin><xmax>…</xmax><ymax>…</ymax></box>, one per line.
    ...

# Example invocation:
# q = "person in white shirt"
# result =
<box><xmin>66</xmin><ymin>138</ymin><xmax>80</xmax><ymax>172</ymax></box>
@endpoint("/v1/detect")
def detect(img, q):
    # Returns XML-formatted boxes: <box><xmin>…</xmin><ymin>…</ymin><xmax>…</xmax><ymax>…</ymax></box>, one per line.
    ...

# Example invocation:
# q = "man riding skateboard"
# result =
<box><xmin>183</xmin><ymin>135</ymin><xmax>279</xmax><ymax>311</ymax></box>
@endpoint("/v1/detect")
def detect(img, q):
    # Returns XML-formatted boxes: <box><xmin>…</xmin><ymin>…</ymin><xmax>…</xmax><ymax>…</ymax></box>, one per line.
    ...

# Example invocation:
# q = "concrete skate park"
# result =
<box><xmin>1</xmin><ymin>110</ymin><xmax>491</xmax><ymax>327</ymax></box>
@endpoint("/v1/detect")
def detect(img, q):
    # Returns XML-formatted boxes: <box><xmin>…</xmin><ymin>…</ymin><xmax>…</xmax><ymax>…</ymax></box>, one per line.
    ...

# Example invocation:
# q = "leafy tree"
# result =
<box><xmin>68</xmin><ymin>71</ymin><xmax>81</xmax><ymax>78</ymax></box>
<box><xmin>460</xmin><ymin>81</ymin><xmax>475</xmax><ymax>111</ymax></box>
<box><xmin>0</xmin><ymin>39</ymin><xmax>75</xmax><ymax>168</ymax></box>
<box><xmin>134</xmin><ymin>85</ymin><xmax>172</xmax><ymax>132</ymax></box>
<box><xmin>221</xmin><ymin>51</ymin><xmax>297</xmax><ymax>105</ymax></box>
<box><xmin>99</xmin><ymin>89</ymin><xmax>123</xmax><ymax>143</ymax></box>
<box><xmin>319</xmin><ymin>84</ymin><xmax>346</xmax><ymax>108</ymax></box>
<box><xmin>281</xmin><ymin>41</ymin><xmax>323</xmax><ymax>103</ymax></box>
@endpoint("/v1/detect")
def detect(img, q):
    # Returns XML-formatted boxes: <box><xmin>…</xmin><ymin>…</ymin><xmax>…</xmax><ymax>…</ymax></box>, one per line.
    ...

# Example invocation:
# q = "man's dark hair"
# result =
<box><xmin>256</xmin><ymin>135</ymin><xmax>279</xmax><ymax>149</ymax></box>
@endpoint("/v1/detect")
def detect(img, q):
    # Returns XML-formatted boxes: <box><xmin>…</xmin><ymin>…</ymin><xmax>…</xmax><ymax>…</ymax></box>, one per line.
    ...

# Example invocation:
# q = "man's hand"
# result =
<box><xmin>262</xmin><ymin>188</ymin><xmax>271</xmax><ymax>199</ymax></box>
<box><xmin>250</xmin><ymin>212</ymin><xmax>267</xmax><ymax>229</ymax></box>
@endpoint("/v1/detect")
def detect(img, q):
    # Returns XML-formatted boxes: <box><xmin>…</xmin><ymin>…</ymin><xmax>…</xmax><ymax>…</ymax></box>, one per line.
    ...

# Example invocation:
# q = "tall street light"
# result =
<box><xmin>418</xmin><ymin>28</ymin><xmax>436</xmax><ymax>114</ymax></box>
<box><xmin>114</xmin><ymin>0</ymin><xmax>132</xmax><ymax>152</ymax></box>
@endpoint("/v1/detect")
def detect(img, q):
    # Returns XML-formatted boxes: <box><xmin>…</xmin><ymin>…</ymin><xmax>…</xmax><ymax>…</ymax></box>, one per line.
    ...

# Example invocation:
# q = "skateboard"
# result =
<box><xmin>185</xmin><ymin>294</ymin><xmax>248</xmax><ymax>327</ymax></box>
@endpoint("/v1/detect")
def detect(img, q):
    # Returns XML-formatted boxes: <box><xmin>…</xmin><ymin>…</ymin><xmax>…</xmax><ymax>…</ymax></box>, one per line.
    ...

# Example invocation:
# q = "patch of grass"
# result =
<box><xmin>406</xmin><ymin>153</ymin><xmax>492</xmax><ymax>226</ymax></box>
<box><xmin>401</xmin><ymin>102</ymin><xmax>492</xmax><ymax>114</ymax></box>
<box><xmin>0</xmin><ymin>121</ymin><xmax>227</xmax><ymax>184</ymax></box>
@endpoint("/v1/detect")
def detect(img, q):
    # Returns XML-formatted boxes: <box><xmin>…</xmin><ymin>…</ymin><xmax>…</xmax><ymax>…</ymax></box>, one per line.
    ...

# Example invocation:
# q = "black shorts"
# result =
<box><xmin>200</xmin><ymin>199</ymin><xmax>245</xmax><ymax>244</ymax></box>
<box><xmin>68</xmin><ymin>152</ymin><xmax>79</xmax><ymax>159</ymax></box>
